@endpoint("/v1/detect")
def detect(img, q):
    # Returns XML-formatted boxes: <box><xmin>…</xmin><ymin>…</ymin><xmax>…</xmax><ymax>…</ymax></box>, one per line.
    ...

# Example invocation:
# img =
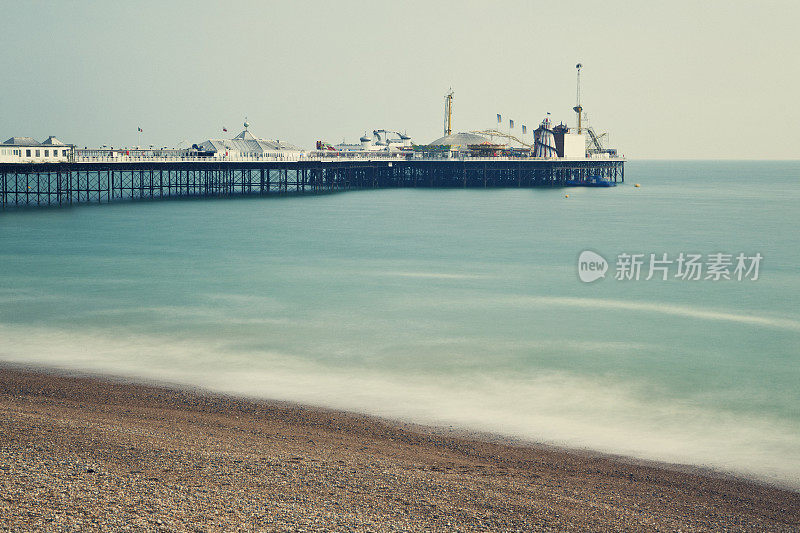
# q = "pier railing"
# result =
<box><xmin>69</xmin><ymin>150</ymin><xmax>624</xmax><ymax>165</ymax></box>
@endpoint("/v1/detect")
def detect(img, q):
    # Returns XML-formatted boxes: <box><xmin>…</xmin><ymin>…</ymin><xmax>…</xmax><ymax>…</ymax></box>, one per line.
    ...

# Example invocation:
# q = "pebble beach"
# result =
<box><xmin>1</xmin><ymin>365</ymin><xmax>798</xmax><ymax>531</ymax></box>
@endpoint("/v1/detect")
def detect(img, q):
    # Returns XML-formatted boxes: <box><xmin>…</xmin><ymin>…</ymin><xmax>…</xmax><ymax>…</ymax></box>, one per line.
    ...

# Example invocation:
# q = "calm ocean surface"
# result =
<box><xmin>1</xmin><ymin>161</ymin><xmax>798</xmax><ymax>487</ymax></box>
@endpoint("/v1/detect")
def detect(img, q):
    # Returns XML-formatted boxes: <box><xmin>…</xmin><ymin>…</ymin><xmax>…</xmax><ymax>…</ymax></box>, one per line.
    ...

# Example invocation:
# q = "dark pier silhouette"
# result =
<box><xmin>1</xmin><ymin>158</ymin><xmax>623</xmax><ymax>209</ymax></box>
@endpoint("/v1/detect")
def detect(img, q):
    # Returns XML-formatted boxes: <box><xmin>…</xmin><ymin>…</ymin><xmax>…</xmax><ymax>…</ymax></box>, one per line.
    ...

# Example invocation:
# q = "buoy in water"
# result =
<box><xmin>634</xmin><ymin>183</ymin><xmax>640</xmax><ymax>187</ymax></box>
<box><xmin>565</xmin><ymin>194</ymin><xmax>569</xmax><ymax>198</ymax></box>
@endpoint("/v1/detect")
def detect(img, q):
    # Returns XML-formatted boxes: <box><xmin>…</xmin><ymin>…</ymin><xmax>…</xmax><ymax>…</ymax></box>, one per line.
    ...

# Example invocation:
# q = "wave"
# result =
<box><xmin>377</xmin><ymin>271</ymin><xmax>487</xmax><ymax>280</ymax></box>
<box><xmin>1</xmin><ymin>322</ymin><xmax>799</xmax><ymax>489</ymax></box>
<box><xmin>484</xmin><ymin>296</ymin><xmax>800</xmax><ymax>332</ymax></box>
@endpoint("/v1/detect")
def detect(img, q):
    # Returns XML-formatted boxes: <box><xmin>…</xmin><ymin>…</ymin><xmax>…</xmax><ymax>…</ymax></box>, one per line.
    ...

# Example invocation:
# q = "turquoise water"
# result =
<box><xmin>1</xmin><ymin>161</ymin><xmax>799</xmax><ymax>488</ymax></box>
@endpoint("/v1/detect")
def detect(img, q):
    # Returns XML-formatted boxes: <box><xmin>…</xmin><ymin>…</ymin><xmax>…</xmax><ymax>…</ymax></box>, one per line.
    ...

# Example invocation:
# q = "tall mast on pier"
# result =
<box><xmin>443</xmin><ymin>89</ymin><xmax>454</xmax><ymax>136</ymax></box>
<box><xmin>573</xmin><ymin>63</ymin><xmax>583</xmax><ymax>134</ymax></box>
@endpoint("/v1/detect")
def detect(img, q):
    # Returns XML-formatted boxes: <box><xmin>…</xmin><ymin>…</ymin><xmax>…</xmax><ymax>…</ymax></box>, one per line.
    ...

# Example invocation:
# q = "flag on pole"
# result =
<box><xmin>223</xmin><ymin>127</ymin><xmax>228</xmax><ymax>132</ymax></box>
<box><xmin>137</xmin><ymin>127</ymin><xmax>142</xmax><ymax>132</ymax></box>
<box><xmin>522</xmin><ymin>124</ymin><xmax>527</xmax><ymax>134</ymax></box>
<box><xmin>497</xmin><ymin>114</ymin><xmax>501</xmax><ymax>124</ymax></box>
<box><xmin>509</xmin><ymin>119</ymin><xmax>514</xmax><ymax>129</ymax></box>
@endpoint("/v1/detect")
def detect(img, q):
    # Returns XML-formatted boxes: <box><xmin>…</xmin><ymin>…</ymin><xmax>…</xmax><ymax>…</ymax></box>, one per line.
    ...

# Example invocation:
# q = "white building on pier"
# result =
<box><xmin>195</xmin><ymin>127</ymin><xmax>304</xmax><ymax>159</ymax></box>
<box><xmin>0</xmin><ymin>136</ymin><xmax>73</xmax><ymax>163</ymax></box>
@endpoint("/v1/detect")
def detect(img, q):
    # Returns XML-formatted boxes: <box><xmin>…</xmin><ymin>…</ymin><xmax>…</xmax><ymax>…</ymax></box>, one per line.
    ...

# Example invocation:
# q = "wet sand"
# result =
<box><xmin>1</xmin><ymin>365</ymin><xmax>798</xmax><ymax>532</ymax></box>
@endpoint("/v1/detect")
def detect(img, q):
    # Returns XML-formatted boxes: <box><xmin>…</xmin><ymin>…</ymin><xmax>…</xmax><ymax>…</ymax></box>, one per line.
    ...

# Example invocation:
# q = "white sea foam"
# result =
<box><xmin>410</xmin><ymin>295</ymin><xmax>800</xmax><ymax>332</ymax></box>
<box><xmin>523</xmin><ymin>297</ymin><xmax>800</xmax><ymax>332</ymax></box>
<box><xmin>2</xmin><ymin>322</ymin><xmax>799</xmax><ymax>489</ymax></box>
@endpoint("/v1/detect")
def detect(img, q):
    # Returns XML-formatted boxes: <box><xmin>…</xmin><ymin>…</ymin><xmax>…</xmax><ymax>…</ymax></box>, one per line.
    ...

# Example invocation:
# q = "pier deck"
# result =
<box><xmin>0</xmin><ymin>158</ymin><xmax>623</xmax><ymax>209</ymax></box>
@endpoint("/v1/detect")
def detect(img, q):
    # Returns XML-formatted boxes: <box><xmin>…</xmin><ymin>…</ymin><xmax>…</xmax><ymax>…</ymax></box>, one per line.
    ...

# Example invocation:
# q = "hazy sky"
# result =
<box><xmin>2</xmin><ymin>0</ymin><xmax>798</xmax><ymax>158</ymax></box>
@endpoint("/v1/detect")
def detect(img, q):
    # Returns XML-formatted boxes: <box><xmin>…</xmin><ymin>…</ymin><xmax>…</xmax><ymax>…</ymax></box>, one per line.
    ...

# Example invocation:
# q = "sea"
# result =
<box><xmin>1</xmin><ymin>161</ymin><xmax>798</xmax><ymax>489</ymax></box>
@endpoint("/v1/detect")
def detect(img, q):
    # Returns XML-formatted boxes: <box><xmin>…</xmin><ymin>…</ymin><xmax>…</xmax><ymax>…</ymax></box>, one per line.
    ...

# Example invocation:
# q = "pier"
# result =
<box><xmin>0</xmin><ymin>157</ymin><xmax>623</xmax><ymax>209</ymax></box>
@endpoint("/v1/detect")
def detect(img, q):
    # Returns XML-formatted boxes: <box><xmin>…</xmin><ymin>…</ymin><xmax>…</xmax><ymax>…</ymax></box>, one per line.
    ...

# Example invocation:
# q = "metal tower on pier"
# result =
<box><xmin>573</xmin><ymin>63</ymin><xmax>583</xmax><ymax>134</ymax></box>
<box><xmin>443</xmin><ymin>89</ymin><xmax>454</xmax><ymax>136</ymax></box>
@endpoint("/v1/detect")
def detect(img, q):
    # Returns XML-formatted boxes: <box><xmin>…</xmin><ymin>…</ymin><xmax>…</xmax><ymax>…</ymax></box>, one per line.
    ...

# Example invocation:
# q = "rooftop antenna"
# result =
<box><xmin>573</xmin><ymin>63</ymin><xmax>583</xmax><ymax>134</ymax></box>
<box><xmin>444</xmin><ymin>88</ymin><xmax>454</xmax><ymax>136</ymax></box>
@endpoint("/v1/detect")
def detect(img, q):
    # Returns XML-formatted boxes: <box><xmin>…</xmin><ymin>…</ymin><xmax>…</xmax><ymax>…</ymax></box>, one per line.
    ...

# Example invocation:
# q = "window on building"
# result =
<box><xmin>35</xmin><ymin>150</ymin><xmax>40</xmax><ymax>157</ymax></box>
<box><xmin>26</xmin><ymin>149</ymin><xmax>31</xmax><ymax>157</ymax></box>
<box><xmin>44</xmin><ymin>150</ymin><xmax>49</xmax><ymax>157</ymax></box>
<box><xmin>63</xmin><ymin>150</ymin><xmax>68</xmax><ymax>156</ymax></box>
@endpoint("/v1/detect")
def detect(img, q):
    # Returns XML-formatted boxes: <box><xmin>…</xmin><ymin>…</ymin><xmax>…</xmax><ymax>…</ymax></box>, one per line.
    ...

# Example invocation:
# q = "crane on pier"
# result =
<box><xmin>585</xmin><ymin>119</ymin><xmax>608</xmax><ymax>153</ymax></box>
